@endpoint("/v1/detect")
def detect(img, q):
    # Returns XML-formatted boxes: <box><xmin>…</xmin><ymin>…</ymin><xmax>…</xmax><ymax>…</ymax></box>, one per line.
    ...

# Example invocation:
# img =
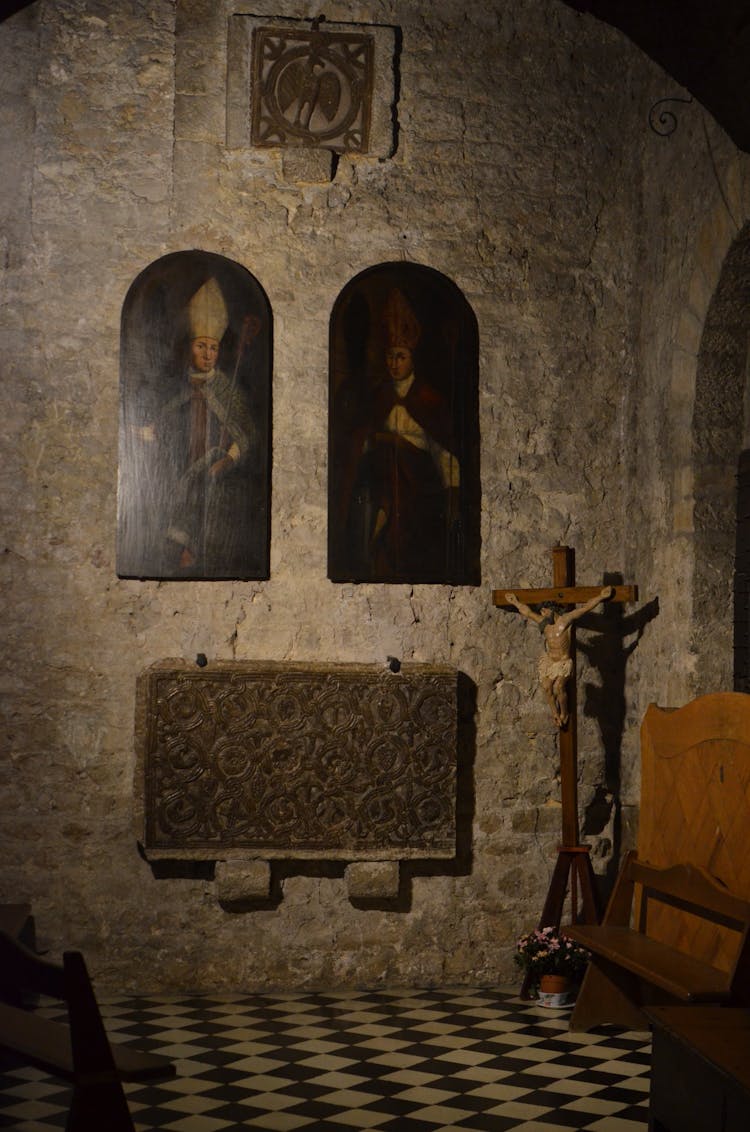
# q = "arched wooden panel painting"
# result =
<box><xmin>328</xmin><ymin>263</ymin><xmax>480</xmax><ymax>585</ymax></box>
<box><xmin>117</xmin><ymin>252</ymin><xmax>271</xmax><ymax>580</ymax></box>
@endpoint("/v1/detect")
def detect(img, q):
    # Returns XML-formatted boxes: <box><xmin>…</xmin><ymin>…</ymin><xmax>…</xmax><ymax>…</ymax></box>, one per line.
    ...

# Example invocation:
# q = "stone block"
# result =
<box><xmin>215</xmin><ymin>859</ymin><xmax>271</xmax><ymax>903</ymax></box>
<box><xmin>345</xmin><ymin>861</ymin><xmax>400</xmax><ymax>900</ymax></box>
<box><xmin>675</xmin><ymin>308</ymin><xmax>702</xmax><ymax>356</ymax></box>
<box><xmin>173</xmin><ymin>92</ymin><xmax>224</xmax><ymax>143</ymax></box>
<box><xmin>281</xmin><ymin>148</ymin><xmax>336</xmax><ymax>184</ymax></box>
<box><xmin>534</xmin><ymin>804</ymin><xmax>563</xmax><ymax>834</ymax></box>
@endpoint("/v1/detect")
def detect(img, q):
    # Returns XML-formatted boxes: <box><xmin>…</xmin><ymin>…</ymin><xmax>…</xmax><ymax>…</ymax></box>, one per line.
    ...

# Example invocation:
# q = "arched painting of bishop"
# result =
<box><xmin>329</xmin><ymin>263</ymin><xmax>480</xmax><ymax>585</ymax></box>
<box><xmin>117</xmin><ymin>251</ymin><xmax>271</xmax><ymax>580</ymax></box>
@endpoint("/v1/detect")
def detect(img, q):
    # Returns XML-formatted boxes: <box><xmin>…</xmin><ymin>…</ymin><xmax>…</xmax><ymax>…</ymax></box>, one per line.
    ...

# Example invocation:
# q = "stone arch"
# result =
<box><xmin>677</xmin><ymin>157</ymin><xmax>750</xmax><ymax>694</ymax></box>
<box><xmin>692</xmin><ymin>224</ymin><xmax>750</xmax><ymax>691</ymax></box>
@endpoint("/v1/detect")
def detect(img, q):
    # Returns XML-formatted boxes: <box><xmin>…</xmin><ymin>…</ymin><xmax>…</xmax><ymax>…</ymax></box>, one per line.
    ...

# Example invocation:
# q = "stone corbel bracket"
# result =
<box><xmin>134</xmin><ymin>660</ymin><xmax>457</xmax><ymax>907</ymax></box>
<box><xmin>214</xmin><ymin>857</ymin><xmax>402</xmax><ymax>906</ymax></box>
<box><xmin>227</xmin><ymin>15</ymin><xmax>399</xmax><ymax>182</ymax></box>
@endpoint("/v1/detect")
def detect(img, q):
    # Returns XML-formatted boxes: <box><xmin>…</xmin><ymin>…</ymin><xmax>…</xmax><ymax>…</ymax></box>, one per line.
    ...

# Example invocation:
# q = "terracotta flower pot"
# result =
<box><xmin>538</xmin><ymin>973</ymin><xmax>571</xmax><ymax>1008</ymax></box>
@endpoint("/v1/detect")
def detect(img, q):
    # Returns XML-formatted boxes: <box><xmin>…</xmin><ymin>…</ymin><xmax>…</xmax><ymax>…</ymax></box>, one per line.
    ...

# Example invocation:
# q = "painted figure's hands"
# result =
<box><xmin>372</xmin><ymin>508</ymin><xmax>388</xmax><ymax>541</ymax></box>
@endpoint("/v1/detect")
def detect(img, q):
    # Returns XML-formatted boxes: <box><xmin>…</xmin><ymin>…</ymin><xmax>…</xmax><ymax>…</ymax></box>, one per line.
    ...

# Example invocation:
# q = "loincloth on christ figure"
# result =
<box><xmin>538</xmin><ymin>654</ymin><xmax>573</xmax><ymax>683</ymax></box>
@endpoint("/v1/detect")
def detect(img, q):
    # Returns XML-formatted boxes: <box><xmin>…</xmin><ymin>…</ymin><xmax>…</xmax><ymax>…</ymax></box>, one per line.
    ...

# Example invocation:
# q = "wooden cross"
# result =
<box><xmin>493</xmin><ymin>545</ymin><xmax>638</xmax><ymax>972</ymax></box>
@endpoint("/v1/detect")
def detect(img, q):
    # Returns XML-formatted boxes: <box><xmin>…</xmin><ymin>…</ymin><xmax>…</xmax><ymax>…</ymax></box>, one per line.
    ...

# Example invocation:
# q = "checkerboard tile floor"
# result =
<box><xmin>0</xmin><ymin>987</ymin><xmax>650</xmax><ymax>1130</ymax></box>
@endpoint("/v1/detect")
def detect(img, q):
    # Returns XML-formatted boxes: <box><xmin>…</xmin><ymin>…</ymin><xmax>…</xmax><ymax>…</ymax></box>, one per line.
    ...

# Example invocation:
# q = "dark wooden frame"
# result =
<box><xmin>328</xmin><ymin>262</ymin><xmax>480</xmax><ymax>585</ymax></box>
<box><xmin>117</xmin><ymin>251</ymin><xmax>272</xmax><ymax>580</ymax></box>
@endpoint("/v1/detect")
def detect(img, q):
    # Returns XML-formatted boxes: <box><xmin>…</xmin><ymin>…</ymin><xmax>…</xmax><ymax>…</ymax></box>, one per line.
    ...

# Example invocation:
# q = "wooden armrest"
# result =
<box><xmin>630</xmin><ymin>860</ymin><xmax>750</xmax><ymax>928</ymax></box>
<box><xmin>0</xmin><ymin>905</ymin><xmax>33</xmax><ymax>939</ymax></box>
<box><xmin>0</xmin><ymin>1002</ymin><xmax>175</xmax><ymax>1082</ymax></box>
<box><xmin>567</xmin><ymin>925</ymin><xmax>732</xmax><ymax>1001</ymax></box>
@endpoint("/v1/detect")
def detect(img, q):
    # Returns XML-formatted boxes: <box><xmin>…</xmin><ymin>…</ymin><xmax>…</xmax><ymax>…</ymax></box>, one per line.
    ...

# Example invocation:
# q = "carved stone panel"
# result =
<box><xmin>227</xmin><ymin>16</ymin><xmax>398</xmax><ymax>161</ymax></box>
<box><xmin>135</xmin><ymin>661</ymin><xmax>457</xmax><ymax>861</ymax></box>
<box><xmin>252</xmin><ymin>26</ymin><xmax>373</xmax><ymax>153</ymax></box>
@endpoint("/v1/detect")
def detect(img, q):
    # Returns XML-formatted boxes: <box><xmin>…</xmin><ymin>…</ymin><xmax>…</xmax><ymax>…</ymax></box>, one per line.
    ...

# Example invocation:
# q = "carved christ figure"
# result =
<box><xmin>504</xmin><ymin>586</ymin><xmax>613</xmax><ymax>728</ymax></box>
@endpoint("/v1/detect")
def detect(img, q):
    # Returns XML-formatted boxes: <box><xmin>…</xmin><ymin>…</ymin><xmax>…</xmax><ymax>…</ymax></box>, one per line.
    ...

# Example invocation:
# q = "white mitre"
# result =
<box><xmin>188</xmin><ymin>277</ymin><xmax>228</xmax><ymax>341</ymax></box>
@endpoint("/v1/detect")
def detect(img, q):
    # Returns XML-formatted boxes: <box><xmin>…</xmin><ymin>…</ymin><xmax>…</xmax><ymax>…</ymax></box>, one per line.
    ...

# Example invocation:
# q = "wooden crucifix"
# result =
<box><xmin>493</xmin><ymin>545</ymin><xmax>638</xmax><ymax>980</ymax></box>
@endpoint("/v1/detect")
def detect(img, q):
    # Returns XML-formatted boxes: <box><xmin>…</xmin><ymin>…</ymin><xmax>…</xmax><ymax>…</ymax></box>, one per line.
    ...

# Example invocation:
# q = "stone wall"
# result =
<box><xmin>2</xmin><ymin>0</ymin><xmax>749</xmax><ymax>993</ymax></box>
<box><xmin>627</xmin><ymin>89</ymin><xmax>750</xmax><ymax>729</ymax></box>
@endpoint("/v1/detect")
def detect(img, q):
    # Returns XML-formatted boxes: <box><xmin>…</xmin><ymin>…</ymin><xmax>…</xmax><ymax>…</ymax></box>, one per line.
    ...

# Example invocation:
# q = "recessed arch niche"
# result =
<box><xmin>692</xmin><ymin>222</ymin><xmax>750</xmax><ymax>691</ymax></box>
<box><xmin>328</xmin><ymin>262</ymin><xmax>481</xmax><ymax>585</ymax></box>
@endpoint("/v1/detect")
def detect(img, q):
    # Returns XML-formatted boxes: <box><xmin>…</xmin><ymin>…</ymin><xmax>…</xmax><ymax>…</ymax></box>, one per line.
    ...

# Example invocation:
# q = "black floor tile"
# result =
<box><xmin>0</xmin><ymin>988</ymin><xmax>651</xmax><ymax>1131</ymax></box>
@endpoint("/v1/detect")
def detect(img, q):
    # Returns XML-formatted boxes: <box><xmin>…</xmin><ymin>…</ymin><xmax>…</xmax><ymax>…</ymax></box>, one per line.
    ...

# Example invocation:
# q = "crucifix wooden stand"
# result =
<box><xmin>493</xmin><ymin>545</ymin><xmax>637</xmax><ymax>996</ymax></box>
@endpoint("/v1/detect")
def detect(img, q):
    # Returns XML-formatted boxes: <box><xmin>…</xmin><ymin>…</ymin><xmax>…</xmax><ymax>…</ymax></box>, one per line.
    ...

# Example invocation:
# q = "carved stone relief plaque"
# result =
<box><xmin>135</xmin><ymin>661</ymin><xmax>457</xmax><ymax>862</ymax></box>
<box><xmin>227</xmin><ymin>16</ymin><xmax>398</xmax><ymax>164</ymax></box>
<box><xmin>252</xmin><ymin>25</ymin><xmax>373</xmax><ymax>153</ymax></box>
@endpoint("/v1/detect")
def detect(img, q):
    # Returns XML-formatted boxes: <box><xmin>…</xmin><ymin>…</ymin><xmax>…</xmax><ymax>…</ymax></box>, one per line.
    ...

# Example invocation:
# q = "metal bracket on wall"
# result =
<box><xmin>648</xmin><ymin>95</ymin><xmax>694</xmax><ymax>139</ymax></box>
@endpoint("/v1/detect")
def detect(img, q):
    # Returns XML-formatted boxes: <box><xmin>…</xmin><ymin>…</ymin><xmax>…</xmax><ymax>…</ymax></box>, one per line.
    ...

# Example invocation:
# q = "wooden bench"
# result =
<box><xmin>565</xmin><ymin>851</ymin><xmax>750</xmax><ymax>1032</ymax></box>
<box><xmin>646</xmin><ymin>1005</ymin><xmax>750</xmax><ymax>1132</ymax></box>
<box><xmin>0</xmin><ymin>929</ymin><xmax>175</xmax><ymax>1132</ymax></box>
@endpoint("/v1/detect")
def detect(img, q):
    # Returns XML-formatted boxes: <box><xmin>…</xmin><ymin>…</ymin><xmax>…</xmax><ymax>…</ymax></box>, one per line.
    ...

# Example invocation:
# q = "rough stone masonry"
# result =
<box><xmin>1</xmin><ymin>0</ymin><xmax>749</xmax><ymax>992</ymax></box>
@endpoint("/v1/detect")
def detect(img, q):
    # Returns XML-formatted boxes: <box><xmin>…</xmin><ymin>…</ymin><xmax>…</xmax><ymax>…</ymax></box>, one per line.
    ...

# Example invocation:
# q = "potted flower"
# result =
<box><xmin>514</xmin><ymin>926</ymin><xmax>590</xmax><ymax>1005</ymax></box>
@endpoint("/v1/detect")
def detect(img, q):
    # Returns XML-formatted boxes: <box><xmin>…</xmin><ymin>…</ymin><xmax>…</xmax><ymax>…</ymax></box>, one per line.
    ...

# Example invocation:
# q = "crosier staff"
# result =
<box><xmin>210</xmin><ymin>312</ymin><xmax>261</xmax><ymax>480</ymax></box>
